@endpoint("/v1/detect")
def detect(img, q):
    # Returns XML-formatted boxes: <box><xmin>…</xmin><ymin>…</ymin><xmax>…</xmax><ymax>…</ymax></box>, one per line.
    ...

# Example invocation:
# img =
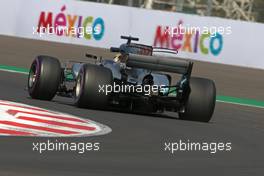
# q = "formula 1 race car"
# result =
<box><xmin>27</xmin><ymin>36</ymin><xmax>216</xmax><ymax>122</ymax></box>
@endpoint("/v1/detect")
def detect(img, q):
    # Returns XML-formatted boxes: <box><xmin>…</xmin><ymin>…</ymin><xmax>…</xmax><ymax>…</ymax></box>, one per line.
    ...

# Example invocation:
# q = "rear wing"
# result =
<box><xmin>127</xmin><ymin>53</ymin><xmax>193</xmax><ymax>76</ymax></box>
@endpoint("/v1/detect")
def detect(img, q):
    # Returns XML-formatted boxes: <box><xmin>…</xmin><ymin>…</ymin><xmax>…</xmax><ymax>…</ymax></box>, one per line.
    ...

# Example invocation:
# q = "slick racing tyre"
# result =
<box><xmin>179</xmin><ymin>77</ymin><xmax>216</xmax><ymax>122</ymax></box>
<box><xmin>28</xmin><ymin>55</ymin><xmax>62</xmax><ymax>101</ymax></box>
<box><xmin>74</xmin><ymin>64</ymin><xmax>113</xmax><ymax>109</ymax></box>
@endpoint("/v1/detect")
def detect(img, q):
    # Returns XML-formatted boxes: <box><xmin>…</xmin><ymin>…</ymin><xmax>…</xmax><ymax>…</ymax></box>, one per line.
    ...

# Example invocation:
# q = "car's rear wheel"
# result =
<box><xmin>179</xmin><ymin>77</ymin><xmax>216</xmax><ymax>122</ymax></box>
<box><xmin>28</xmin><ymin>55</ymin><xmax>62</xmax><ymax>100</ymax></box>
<box><xmin>74</xmin><ymin>64</ymin><xmax>113</xmax><ymax>108</ymax></box>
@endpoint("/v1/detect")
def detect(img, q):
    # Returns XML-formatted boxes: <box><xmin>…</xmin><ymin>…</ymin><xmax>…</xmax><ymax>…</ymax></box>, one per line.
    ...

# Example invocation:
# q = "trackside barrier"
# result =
<box><xmin>0</xmin><ymin>0</ymin><xmax>263</xmax><ymax>69</ymax></box>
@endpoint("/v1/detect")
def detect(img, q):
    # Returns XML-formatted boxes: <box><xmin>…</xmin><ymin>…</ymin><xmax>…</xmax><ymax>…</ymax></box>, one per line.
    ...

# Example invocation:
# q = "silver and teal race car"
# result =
<box><xmin>27</xmin><ymin>36</ymin><xmax>216</xmax><ymax>122</ymax></box>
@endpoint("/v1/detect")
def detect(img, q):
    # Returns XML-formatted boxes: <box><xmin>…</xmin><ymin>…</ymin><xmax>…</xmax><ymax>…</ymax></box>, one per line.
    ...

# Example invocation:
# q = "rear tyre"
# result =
<box><xmin>28</xmin><ymin>55</ymin><xmax>61</xmax><ymax>100</ymax></box>
<box><xmin>74</xmin><ymin>64</ymin><xmax>113</xmax><ymax>109</ymax></box>
<box><xmin>179</xmin><ymin>77</ymin><xmax>216</xmax><ymax>122</ymax></box>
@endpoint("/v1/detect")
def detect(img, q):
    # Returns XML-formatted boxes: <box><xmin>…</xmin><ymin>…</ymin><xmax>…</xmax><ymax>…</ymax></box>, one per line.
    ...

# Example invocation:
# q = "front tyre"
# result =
<box><xmin>74</xmin><ymin>64</ymin><xmax>113</xmax><ymax>109</ymax></box>
<box><xmin>179</xmin><ymin>77</ymin><xmax>216</xmax><ymax>122</ymax></box>
<box><xmin>28</xmin><ymin>55</ymin><xmax>61</xmax><ymax>101</ymax></box>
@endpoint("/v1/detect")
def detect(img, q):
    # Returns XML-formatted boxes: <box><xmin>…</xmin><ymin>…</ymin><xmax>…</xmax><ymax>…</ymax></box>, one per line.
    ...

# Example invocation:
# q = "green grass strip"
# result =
<box><xmin>216</xmin><ymin>95</ymin><xmax>264</xmax><ymax>108</ymax></box>
<box><xmin>0</xmin><ymin>65</ymin><xmax>29</xmax><ymax>74</ymax></box>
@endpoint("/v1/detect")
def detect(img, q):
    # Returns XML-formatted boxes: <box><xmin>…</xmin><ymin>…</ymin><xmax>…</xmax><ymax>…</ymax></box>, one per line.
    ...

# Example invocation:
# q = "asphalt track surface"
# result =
<box><xmin>0</xmin><ymin>35</ymin><xmax>264</xmax><ymax>175</ymax></box>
